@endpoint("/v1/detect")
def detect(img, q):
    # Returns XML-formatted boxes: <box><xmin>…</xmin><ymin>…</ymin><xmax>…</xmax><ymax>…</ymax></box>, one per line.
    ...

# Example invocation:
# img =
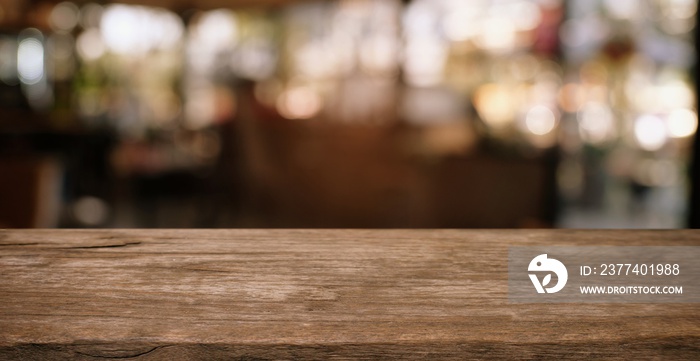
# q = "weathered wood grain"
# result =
<box><xmin>0</xmin><ymin>229</ymin><xmax>699</xmax><ymax>360</ymax></box>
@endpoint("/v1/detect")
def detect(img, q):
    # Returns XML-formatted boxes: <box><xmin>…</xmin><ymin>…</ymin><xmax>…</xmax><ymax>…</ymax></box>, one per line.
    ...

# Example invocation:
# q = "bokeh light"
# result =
<box><xmin>578</xmin><ymin>102</ymin><xmax>616</xmax><ymax>145</ymax></box>
<box><xmin>76</xmin><ymin>28</ymin><xmax>105</xmax><ymax>61</ymax></box>
<box><xmin>277</xmin><ymin>86</ymin><xmax>323</xmax><ymax>120</ymax></box>
<box><xmin>635</xmin><ymin>115</ymin><xmax>668</xmax><ymax>151</ymax></box>
<box><xmin>100</xmin><ymin>5</ymin><xmax>183</xmax><ymax>56</ymax></box>
<box><xmin>474</xmin><ymin>83</ymin><xmax>517</xmax><ymax>129</ymax></box>
<box><xmin>524</xmin><ymin>105</ymin><xmax>557</xmax><ymax>135</ymax></box>
<box><xmin>73</xmin><ymin>196</ymin><xmax>109</xmax><ymax>226</ymax></box>
<box><xmin>666</xmin><ymin>108</ymin><xmax>698</xmax><ymax>138</ymax></box>
<box><xmin>49</xmin><ymin>2</ymin><xmax>80</xmax><ymax>32</ymax></box>
<box><xmin>17</xmin><ymin>36</ymin><xmax>44</xmax><ymax>85</ymax></box>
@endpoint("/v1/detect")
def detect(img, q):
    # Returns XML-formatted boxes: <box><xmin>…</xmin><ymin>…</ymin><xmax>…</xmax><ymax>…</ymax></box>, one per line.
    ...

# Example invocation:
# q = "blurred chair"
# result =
<box><xmin>0</xmin><ymin>157</ymin><xmax>62</xmax><ymax>228</ymax></box>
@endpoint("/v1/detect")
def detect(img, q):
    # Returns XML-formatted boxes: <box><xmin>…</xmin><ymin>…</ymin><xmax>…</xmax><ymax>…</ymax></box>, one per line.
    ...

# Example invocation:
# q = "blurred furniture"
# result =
<box><xmin>1</xmin><ymin>229</ymin><xmax>699</xmax><ymax>359</ymax></box>
<box><xmin>0</xmin><ymin>157</ymin><xmax>61</xmax><ymax>227</ymax></box>
<box><xmin>238</xmin><ymin>121</ymin><xmax>557</xmax><ymax>227</ymax></box>
<box><xmin>0</xmin><ymin>129</ymin><xmax>115</xmax><ymax>228</ymax></box>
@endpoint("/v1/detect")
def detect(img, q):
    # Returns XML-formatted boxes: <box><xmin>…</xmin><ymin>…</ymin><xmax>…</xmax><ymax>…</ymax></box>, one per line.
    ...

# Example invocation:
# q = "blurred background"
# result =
<box><xmin>0</xmin><ymin>0</ymin><xmax>697</xmax><ymax>228</ymax></box>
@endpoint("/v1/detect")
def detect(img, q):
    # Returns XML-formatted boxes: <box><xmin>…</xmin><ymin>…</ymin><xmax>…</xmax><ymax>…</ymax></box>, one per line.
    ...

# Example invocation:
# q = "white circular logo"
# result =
<box><xmin>528</xmin><ymin>254</ymin><xmax>568</xmax><ymax>294</ymax></box>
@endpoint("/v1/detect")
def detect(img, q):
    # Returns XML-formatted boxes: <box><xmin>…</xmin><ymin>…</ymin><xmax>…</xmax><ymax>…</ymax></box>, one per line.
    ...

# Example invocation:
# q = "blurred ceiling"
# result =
<box><xmin>36</xmin><ymin>0</ymin><xmax>315</xmax><ymax>10</ymax></box>
<box><xmin>0</xmin><ymin>0</ymin><xmax>318</xmax><ymax>31</ymax></box>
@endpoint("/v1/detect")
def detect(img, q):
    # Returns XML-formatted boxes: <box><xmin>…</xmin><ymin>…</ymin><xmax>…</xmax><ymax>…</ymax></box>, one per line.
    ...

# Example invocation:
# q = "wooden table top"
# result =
<box><xmin>1</xmin><ymin>229</ymin><xmax>699</xmax><ymax>360</ymax></box>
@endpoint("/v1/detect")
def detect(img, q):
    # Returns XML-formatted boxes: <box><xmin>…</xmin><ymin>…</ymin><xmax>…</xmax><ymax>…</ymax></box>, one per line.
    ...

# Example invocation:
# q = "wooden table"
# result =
<box><xmin>1</xmin><ymin>229</ymin><xmax>699</xmax><ymax>360</ymax></box>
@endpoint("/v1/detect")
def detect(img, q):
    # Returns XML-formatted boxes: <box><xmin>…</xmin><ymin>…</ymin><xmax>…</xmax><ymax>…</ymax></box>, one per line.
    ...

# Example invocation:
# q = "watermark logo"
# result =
<box><xmin>528</xmin><ymin>254</ymin><xmax>568</xmax><ymax>294</ymax></box>
<box><xmin>510</xmin><ymin>247</ymin><xmax>699</xmax><ymax>303</ymax></box>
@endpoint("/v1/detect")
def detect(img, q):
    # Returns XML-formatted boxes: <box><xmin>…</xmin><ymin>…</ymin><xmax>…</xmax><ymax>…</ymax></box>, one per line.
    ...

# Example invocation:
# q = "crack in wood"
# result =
<box><xmin>62</xmin><ymin>242</ymin><xmax>143</xmax><ymax>250</ymax></box>
<box><xmin>74</xmin><ymin>345</ymin><xmax>166</xmax><ymax>359</ymax></box>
